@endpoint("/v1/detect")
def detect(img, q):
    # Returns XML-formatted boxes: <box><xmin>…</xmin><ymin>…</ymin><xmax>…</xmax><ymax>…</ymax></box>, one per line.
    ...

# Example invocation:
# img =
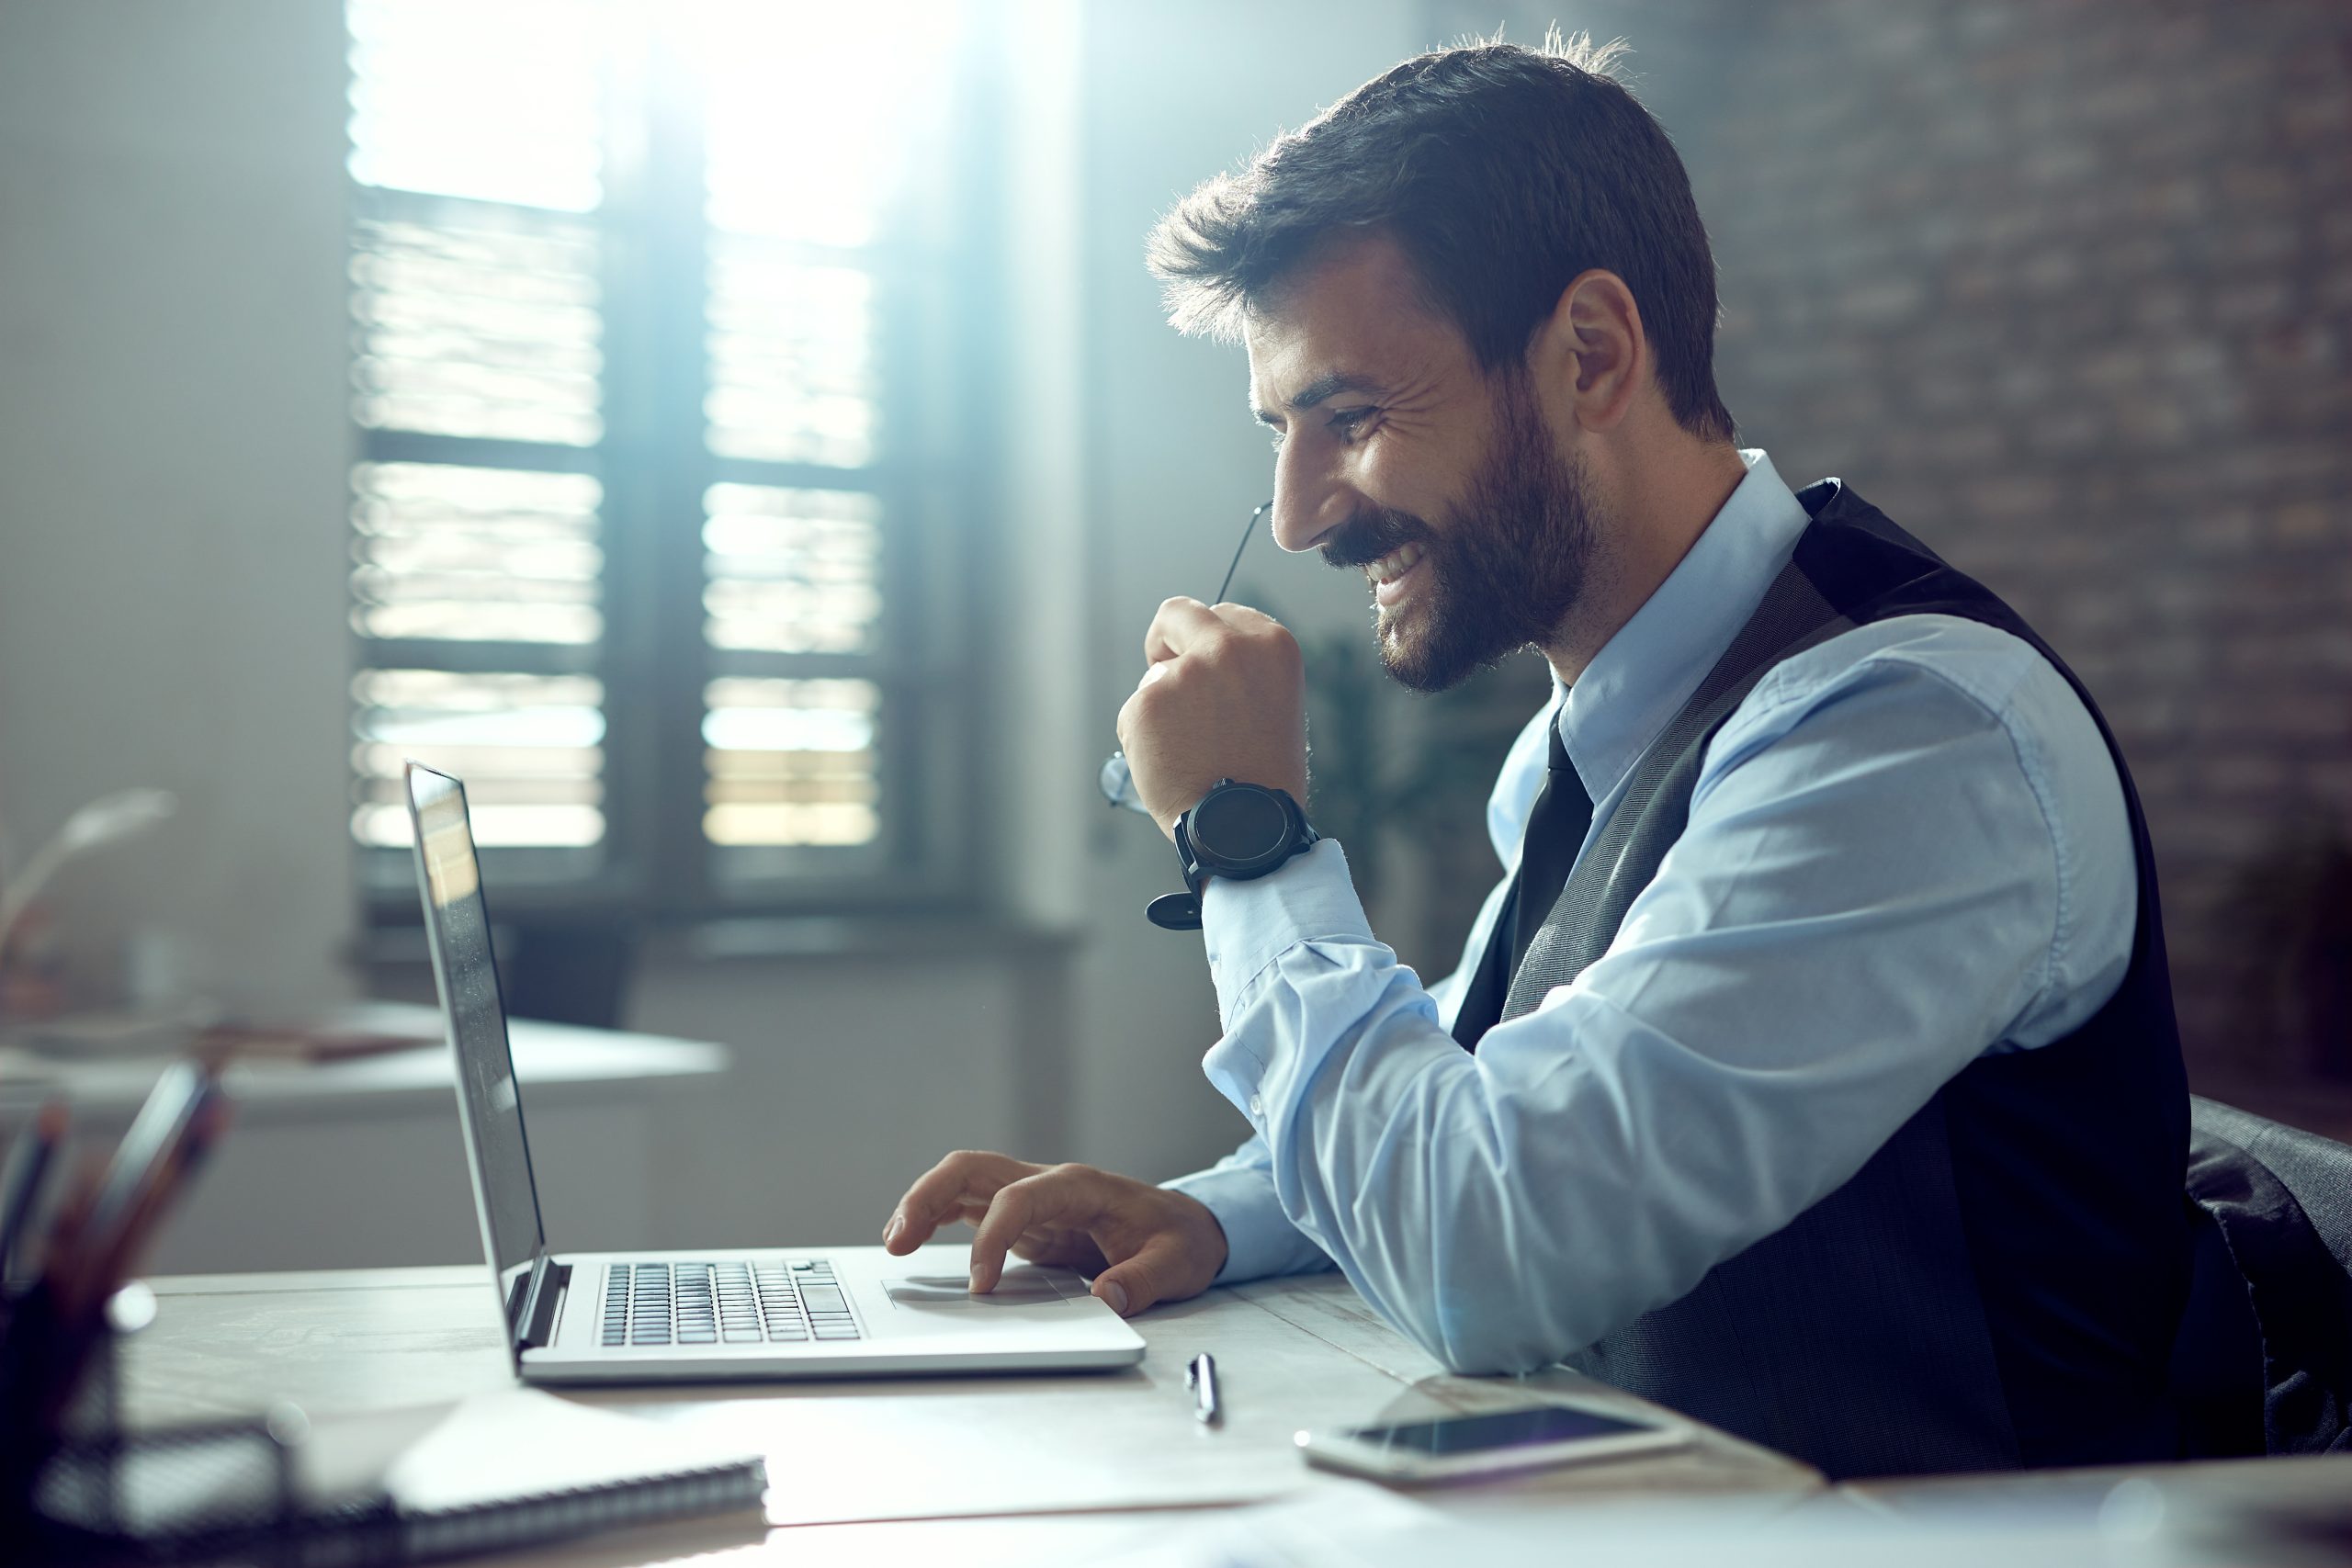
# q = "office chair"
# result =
<box><xmin>2181</xmin><ymin>1095</ymin><xmax>2352</xmax><ymax>1456</ymax></box>
<box><xmin>497</xmin><ymin>918</ymin><xmax>639</xmax><ymax>1031</ymax></box>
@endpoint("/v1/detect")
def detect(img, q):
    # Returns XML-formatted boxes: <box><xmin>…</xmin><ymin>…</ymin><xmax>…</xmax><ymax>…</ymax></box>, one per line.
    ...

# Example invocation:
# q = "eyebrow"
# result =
<box><xmin>1251</xmin><ymin>371</ymin><xmax>1385</xmax><ymax>427</ymax></box>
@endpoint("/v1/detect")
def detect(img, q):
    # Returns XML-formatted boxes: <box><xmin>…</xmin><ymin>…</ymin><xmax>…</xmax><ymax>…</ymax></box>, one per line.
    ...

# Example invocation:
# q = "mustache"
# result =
<box><xmin>1318</xmin><ymin>506</ymin><xmax>1435</xmax><ymax>571</ymax></box>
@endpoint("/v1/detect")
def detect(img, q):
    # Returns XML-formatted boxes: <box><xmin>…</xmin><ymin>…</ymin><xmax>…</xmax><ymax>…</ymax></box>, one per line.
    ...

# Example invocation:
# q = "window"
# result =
<box><xmin>345</xmin><ymin>0</ymin><xmax>982</xmax><ymax>919</ymax></box>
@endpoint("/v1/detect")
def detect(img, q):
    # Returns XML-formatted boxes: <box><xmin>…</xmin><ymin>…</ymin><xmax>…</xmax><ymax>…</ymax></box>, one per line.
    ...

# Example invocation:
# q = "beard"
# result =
<box><xmin>1318</xmin><ymin>378</ymin><xmax>1600</xmax><ymax>694</ymax></box>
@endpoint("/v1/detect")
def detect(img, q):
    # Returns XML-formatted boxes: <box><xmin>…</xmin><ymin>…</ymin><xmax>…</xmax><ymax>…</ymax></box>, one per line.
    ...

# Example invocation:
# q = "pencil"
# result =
<box><xmin>0</xmin><ymin>1100</ymin><xmax>66</xmax><ymax>1282</ymax></box>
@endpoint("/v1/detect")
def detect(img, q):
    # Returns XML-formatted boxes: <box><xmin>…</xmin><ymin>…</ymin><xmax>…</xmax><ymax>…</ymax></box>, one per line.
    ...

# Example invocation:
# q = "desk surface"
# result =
<box><xmin>116</xmin><ymin>1267</ymin><xmax>2352</xmax><ymax>1566</ymax></box>
<box><xmin>120</xmin><ymin>1263</ymin><xmax>1817</xmax><ymax>1562</ymax></box>
<box><xmin>0</xmin><ymin>1003</ymin><xmax>728</xmax><ymax>1125</ymax></box>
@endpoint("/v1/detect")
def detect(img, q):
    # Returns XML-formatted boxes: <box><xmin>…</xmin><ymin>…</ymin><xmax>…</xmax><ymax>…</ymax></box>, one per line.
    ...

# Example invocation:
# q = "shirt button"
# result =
<box><xmin>1249</xmin><ymin>1095</ymin><xmax>1264</xmax><ymax>1118</ymax></box>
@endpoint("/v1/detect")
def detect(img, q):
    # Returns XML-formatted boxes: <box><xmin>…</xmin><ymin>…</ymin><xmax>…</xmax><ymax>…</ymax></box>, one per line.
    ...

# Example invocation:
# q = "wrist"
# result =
<box><xmin>1166</xmin><ymin>1187</ymin><xmax>1230</xmax><ymax>1282</ymax></box>
<box><xmin>1147</xmin><ymin>780</ymin><xmax>1317</xmax><ymax>931</ymax></box>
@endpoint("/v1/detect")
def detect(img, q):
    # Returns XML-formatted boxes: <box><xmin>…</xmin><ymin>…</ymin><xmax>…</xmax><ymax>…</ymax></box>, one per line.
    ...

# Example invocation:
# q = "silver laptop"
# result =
<box><xmin>405</xmin><ymin>762</ymin><xmax>1145</xmax><ymax>1383</ymax></box>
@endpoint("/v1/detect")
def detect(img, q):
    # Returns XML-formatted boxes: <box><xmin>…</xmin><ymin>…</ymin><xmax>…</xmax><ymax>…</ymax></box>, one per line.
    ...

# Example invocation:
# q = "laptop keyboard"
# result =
<box><xmin>599</xmin><ymin>1258</ymin><xmax>862</xmax><ymax>1348</ymax></box>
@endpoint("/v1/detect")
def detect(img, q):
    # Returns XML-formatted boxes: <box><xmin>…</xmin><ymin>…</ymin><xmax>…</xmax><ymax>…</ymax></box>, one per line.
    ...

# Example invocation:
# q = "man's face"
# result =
<box><xmin>1245</xmin><ymin>235</ymin><xmax>1600</xmax><ymax>693</ymax></box>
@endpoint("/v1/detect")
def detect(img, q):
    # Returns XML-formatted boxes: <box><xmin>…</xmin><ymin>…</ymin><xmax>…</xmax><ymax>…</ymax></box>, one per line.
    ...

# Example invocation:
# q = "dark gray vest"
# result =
<box><xmin>1493</xmin><ymin>482</ymin><xmax>2191</xmax><ymax>1479</ymax></box>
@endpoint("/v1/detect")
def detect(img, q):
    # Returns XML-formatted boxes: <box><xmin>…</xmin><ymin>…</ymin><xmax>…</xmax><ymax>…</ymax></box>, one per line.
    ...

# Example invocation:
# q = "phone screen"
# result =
<box><xmin>1345</xmin><ymin>1404</ymin><xmax>1657</xmax><ymax>1455</ymax></box>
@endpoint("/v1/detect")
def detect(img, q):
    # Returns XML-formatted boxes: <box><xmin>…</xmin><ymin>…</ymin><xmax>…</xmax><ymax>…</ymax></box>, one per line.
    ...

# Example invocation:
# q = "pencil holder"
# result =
<box><xmin>2</xmin><ymin>1281</ymin><xmax>385</xmax><ymax>1565</ymax></box>
<box><xmin>0</xmin><ymin>1278</ymin><xmax>75</xmax><ymax>1543</ymax></box>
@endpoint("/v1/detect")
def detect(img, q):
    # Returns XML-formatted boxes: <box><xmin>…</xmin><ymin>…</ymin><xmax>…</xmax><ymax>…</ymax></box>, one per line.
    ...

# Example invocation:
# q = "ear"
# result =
<box><xmin>1526</xmin><ymin>269</ymin><xmax>1645</xmax><ymax>434</ymax></box>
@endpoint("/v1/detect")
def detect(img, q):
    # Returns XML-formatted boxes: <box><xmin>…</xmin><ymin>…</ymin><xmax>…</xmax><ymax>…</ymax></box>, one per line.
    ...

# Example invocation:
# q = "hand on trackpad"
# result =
<box><xmin>885</xmin><ymin>1271</ymin><xmax>1075</xmax><ymax>1306</ymax></box>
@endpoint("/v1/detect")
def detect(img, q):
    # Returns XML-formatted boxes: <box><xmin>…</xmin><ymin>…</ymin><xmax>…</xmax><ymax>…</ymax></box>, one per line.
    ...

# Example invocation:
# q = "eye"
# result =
<box><xmin>1328</xmin><ymin>406</ymin><xmax>1378</xmax><ymax>443</ymax></box>
<box><xmin>1265</xmin><ymin>425</ymin><xmax>1288</xmax><ymax>452</ymax></box>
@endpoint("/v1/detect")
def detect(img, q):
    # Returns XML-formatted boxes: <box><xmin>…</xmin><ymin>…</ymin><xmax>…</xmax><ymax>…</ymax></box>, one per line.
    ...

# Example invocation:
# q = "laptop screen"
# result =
<box><xmin>406</xmin><ymin>763</ymin><xmax>548</xmax><ymax>1324</ymax></box>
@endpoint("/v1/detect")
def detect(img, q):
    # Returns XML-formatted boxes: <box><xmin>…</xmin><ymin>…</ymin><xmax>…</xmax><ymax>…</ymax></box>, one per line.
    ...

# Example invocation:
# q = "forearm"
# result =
<box><xmin>1197</xmin><ymin>842</ymin><xmax>1613</xmax><ymax>1370</ymax></box>
<box><xmin>1206</xmin><ymin>927</ymin><xmax>1646</xmax><ymax>1372</ymax></box>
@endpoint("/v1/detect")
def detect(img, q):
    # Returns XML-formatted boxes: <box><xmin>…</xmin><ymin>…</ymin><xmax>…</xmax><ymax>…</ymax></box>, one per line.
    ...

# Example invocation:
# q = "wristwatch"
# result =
<box><xmin>1145</xmin><ymin>779</ymin><xmax>1320</xmax><ymax>931</ymax></box>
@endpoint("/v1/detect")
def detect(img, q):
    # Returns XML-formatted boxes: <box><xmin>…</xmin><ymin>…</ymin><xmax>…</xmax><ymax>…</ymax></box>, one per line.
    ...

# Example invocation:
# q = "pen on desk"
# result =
<box><xmin>1187</xmin><ymin>1351</ymin><xmax>1220</xmax><ymax>1425</ymax></box>
<box><xmin>0</xmin><ymin>1100</ymin><xmax>67</xmax><ymax>1282</ymax></box>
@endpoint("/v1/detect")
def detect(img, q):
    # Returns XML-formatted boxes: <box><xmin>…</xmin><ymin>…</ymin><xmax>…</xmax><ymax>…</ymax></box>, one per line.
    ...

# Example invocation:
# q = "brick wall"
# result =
<box><xmin>1426</xmin><ymin>0</ymin><xmax>2352</xmax><ymax>1085</ymax></box>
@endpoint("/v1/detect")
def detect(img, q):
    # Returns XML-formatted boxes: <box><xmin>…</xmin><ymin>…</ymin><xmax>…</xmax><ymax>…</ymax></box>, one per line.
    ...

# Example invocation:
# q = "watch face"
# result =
<box><xmin>1195</xmin><ymin>785</ymin><xmax>1291</xmax><ymax>865</ymax></box>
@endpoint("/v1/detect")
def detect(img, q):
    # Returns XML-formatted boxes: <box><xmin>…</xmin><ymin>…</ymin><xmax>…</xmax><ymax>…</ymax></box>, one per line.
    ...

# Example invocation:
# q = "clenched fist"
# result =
<box><xmin>1114</xmin><ymin>597</ymin><xmax>1308</xmax><ymax>839</ymax></box>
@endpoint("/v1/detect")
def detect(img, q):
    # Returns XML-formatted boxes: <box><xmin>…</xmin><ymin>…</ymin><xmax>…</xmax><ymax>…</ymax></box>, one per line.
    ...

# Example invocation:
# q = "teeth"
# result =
<box><xmin>1366</xmin><ymin>541</ymin><xmax>1425</xmax><ymax>586</ymax></box>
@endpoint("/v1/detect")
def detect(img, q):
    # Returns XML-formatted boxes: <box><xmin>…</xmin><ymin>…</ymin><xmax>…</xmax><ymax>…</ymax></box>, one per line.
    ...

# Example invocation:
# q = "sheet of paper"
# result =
<box><xmin>602</xmin><ymin>1288</ymin><xmax>1423</xmax><ymax>1528</ymax></box>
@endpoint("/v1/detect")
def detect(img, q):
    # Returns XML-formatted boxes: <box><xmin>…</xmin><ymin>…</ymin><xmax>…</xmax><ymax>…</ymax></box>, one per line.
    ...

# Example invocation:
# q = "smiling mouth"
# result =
<box><xmin>1367</xmin><ymin>540</ymin><xmax>1428</xmax><ymax>606</ymax></box>
<box><xmin>1365</xmin><ymin>540</ymin><xmax>1425</xmax><ymax>585</ymax></box>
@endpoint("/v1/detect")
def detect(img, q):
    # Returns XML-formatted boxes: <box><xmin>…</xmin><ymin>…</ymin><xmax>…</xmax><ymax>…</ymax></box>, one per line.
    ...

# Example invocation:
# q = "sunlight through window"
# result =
<box><xmin>347</xmin><ymin>0</ymin><xmax>964</xmax><ymax>878</ymax></box>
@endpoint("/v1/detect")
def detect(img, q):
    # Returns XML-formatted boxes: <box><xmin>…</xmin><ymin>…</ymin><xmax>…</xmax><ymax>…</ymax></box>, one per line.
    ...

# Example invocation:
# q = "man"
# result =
<box><xmin>884</xmin><ymin>37</ymin><xmax>2193</xmax><ymax>1478</ymax></box>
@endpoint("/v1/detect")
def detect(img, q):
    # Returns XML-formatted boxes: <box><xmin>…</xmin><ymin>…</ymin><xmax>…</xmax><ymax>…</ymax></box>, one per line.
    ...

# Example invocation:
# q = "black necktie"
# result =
<box><xmin>1451</xmin><ymin>714</ymin><xmax>1593</xmax><ymax>1052</ymax></box>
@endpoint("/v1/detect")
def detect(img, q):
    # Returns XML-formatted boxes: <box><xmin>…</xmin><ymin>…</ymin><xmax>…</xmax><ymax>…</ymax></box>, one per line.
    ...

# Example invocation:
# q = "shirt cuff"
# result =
<box><xmin>1200</xmin><ymin>839</ymin><xmax>1372</xmax><ymax>1019</ymax></box>
<box><xmin>1197</xmin><ymin>838</ymin><xmax>1375</xmax><ymax>1133</ymax></box>
<box><xmin>1162</xmin><ymin>1162</ymin><xmax>1332</xmax><ymax>1284</ymax></box>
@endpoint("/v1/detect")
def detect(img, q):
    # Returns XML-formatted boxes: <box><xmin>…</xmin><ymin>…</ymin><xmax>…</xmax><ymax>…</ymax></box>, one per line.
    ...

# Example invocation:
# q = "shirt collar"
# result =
<box><xmin>1555</xmin><ymin>449</ymin><xmax>1813</xmax><ymax>804</ymax></box>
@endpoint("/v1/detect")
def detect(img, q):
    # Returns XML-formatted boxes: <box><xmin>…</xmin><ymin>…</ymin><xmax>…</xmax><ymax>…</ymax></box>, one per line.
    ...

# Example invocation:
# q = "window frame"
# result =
<box><xmin>348</xmin><ymin>15</ymin><xmax>991</xmax><ymax>931</ymax></box>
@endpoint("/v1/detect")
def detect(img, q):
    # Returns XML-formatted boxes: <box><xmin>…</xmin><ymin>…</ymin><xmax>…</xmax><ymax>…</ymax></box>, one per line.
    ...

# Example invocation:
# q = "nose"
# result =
<box><xmin>1269</xmin><ymin>450</ymin><xmax>1351</xmax><ymax>555</ymax></box>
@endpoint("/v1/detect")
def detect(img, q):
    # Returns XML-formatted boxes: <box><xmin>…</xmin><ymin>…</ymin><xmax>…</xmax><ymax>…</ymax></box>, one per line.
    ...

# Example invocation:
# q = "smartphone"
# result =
<box><xmin>1295</xmin><ymin>1401</ymin><xmax>1690</xmax><ymax>1484</ymax></box>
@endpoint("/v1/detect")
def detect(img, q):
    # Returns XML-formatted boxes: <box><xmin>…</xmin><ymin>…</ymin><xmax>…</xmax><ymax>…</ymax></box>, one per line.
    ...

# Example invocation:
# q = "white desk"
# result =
<box><xmin>0</xmin><ymin>1007</ymin><xmax>729</xmax><ymax>1272</ymax></box>
<box><xmin>108</xmin><ymin>1266</ymin><xmax>2352</xmax><ymax>1566</ymax></box>
<box><xmin>116</xmin><ymin>1264</ymin><xmax>1818</xmax><ymax>1563</ymax></box>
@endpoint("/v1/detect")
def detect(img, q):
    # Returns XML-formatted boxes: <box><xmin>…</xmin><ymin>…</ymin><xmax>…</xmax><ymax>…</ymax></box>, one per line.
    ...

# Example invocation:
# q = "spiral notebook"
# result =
<box><xmin>40</xmin><ymin>1388</ymin><xmax>769</xmax><ymax>1562</ymax></box>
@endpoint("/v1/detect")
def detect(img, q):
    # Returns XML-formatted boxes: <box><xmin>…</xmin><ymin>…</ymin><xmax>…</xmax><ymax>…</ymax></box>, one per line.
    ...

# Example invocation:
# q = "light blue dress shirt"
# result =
<box><xmin>1162</xmin><ymin>450</ymin><xmax>2138</xmax><ymax>1375</ymax></box>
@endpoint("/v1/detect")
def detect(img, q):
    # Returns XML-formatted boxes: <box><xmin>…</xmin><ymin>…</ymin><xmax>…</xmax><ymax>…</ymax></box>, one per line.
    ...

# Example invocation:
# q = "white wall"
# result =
<box><xmin>0</xmin><ymin>0</ymin><xmax>1434</xmax><ymax>1257</ymax></box>
<box><xmin>0</xmin><ymin>0</ymin><xmax>355</xmax><ymax>1015</ymax></box>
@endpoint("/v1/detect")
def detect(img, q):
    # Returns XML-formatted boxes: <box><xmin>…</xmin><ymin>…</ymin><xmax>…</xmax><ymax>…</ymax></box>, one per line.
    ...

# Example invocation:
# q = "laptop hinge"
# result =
<box><xmin>514</xmin><ymin>1253</ymin><xmax>571</xmax><ymax>1352</ymax></box>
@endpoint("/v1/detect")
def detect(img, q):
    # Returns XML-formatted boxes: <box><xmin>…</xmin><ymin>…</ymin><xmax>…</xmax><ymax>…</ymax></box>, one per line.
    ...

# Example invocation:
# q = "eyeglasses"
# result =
<box><xmin>1098</xmin><ymin>500</ymin><xmax>1274</xmax><ymax>814</ymax></box>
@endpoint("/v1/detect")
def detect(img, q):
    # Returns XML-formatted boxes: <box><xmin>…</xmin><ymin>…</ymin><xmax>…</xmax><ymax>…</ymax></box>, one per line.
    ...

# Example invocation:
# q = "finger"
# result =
<box><xmin>1091</xmin><ymin>1230</ymin><xmax>1194</xmax><ymax>1318</ymax></box>
<box><xmin>1011</xmin><ymin>1231</ymin><xmax>1107</xmax><ymax>1272</ymax></box>
<box><xmin>885</xmin><ymin>1151</ymin><xmax>1032</xmax><ymax>1254</ymax></box>
<box><xmin>1143</xmin><ymin>596</ymin><xmax>1227</xmax><ymax>665</ymax></box>
<box><xmin>944</xmin><ymin>1196</ymin><xmax>995</xmax><ymax>1226</ymax></box>
<box><xmin>1206</xmin><ymin>602</ymin><xmax>1281</xmax><ymax>633</ymax></box>
<box><xmin>887</xmin><ymin>1155</ymin><xmax>1005</xmax><ymax>1252</ymax></box>
<box><xmin>912</xmin><ymin>1195</ymin><xmax>996</xmax><ymax>1240</ymax></box>
<box><xmin>968</xmin><ymin>1173</ymin><xmax>1086</xmax><ymax>1292</ymax></box>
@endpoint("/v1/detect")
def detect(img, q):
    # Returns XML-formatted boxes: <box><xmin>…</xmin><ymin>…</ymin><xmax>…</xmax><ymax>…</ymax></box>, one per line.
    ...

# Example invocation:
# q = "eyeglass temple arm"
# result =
<box><xmin>1212</xmin><ymin>501</ymin><xmax>1275</xmax><ymax>606</ymax></box>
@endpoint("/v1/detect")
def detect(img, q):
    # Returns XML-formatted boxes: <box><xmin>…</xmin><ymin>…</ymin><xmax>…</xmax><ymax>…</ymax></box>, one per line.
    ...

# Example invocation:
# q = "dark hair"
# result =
<box><xmin>1148</xmin><ymin>33</ymin><xmax>1736</xmax><ymax>444</ymax></box>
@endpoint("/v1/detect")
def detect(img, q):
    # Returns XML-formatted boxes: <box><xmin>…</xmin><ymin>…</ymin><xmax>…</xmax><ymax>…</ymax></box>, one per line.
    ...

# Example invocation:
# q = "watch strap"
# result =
<box><xmin>1146</xmin><ymin>890</ymin><xmax>1203</xmax><ymax>931</ymax></box>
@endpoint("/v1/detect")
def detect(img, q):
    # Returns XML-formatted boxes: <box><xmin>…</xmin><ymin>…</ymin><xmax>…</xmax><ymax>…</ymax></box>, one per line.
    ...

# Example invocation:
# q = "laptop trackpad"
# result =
<box><xmin>885</xmin><ymin>1271</ymin><xmax>1076</xmax><ymax>1307</ymax></box>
